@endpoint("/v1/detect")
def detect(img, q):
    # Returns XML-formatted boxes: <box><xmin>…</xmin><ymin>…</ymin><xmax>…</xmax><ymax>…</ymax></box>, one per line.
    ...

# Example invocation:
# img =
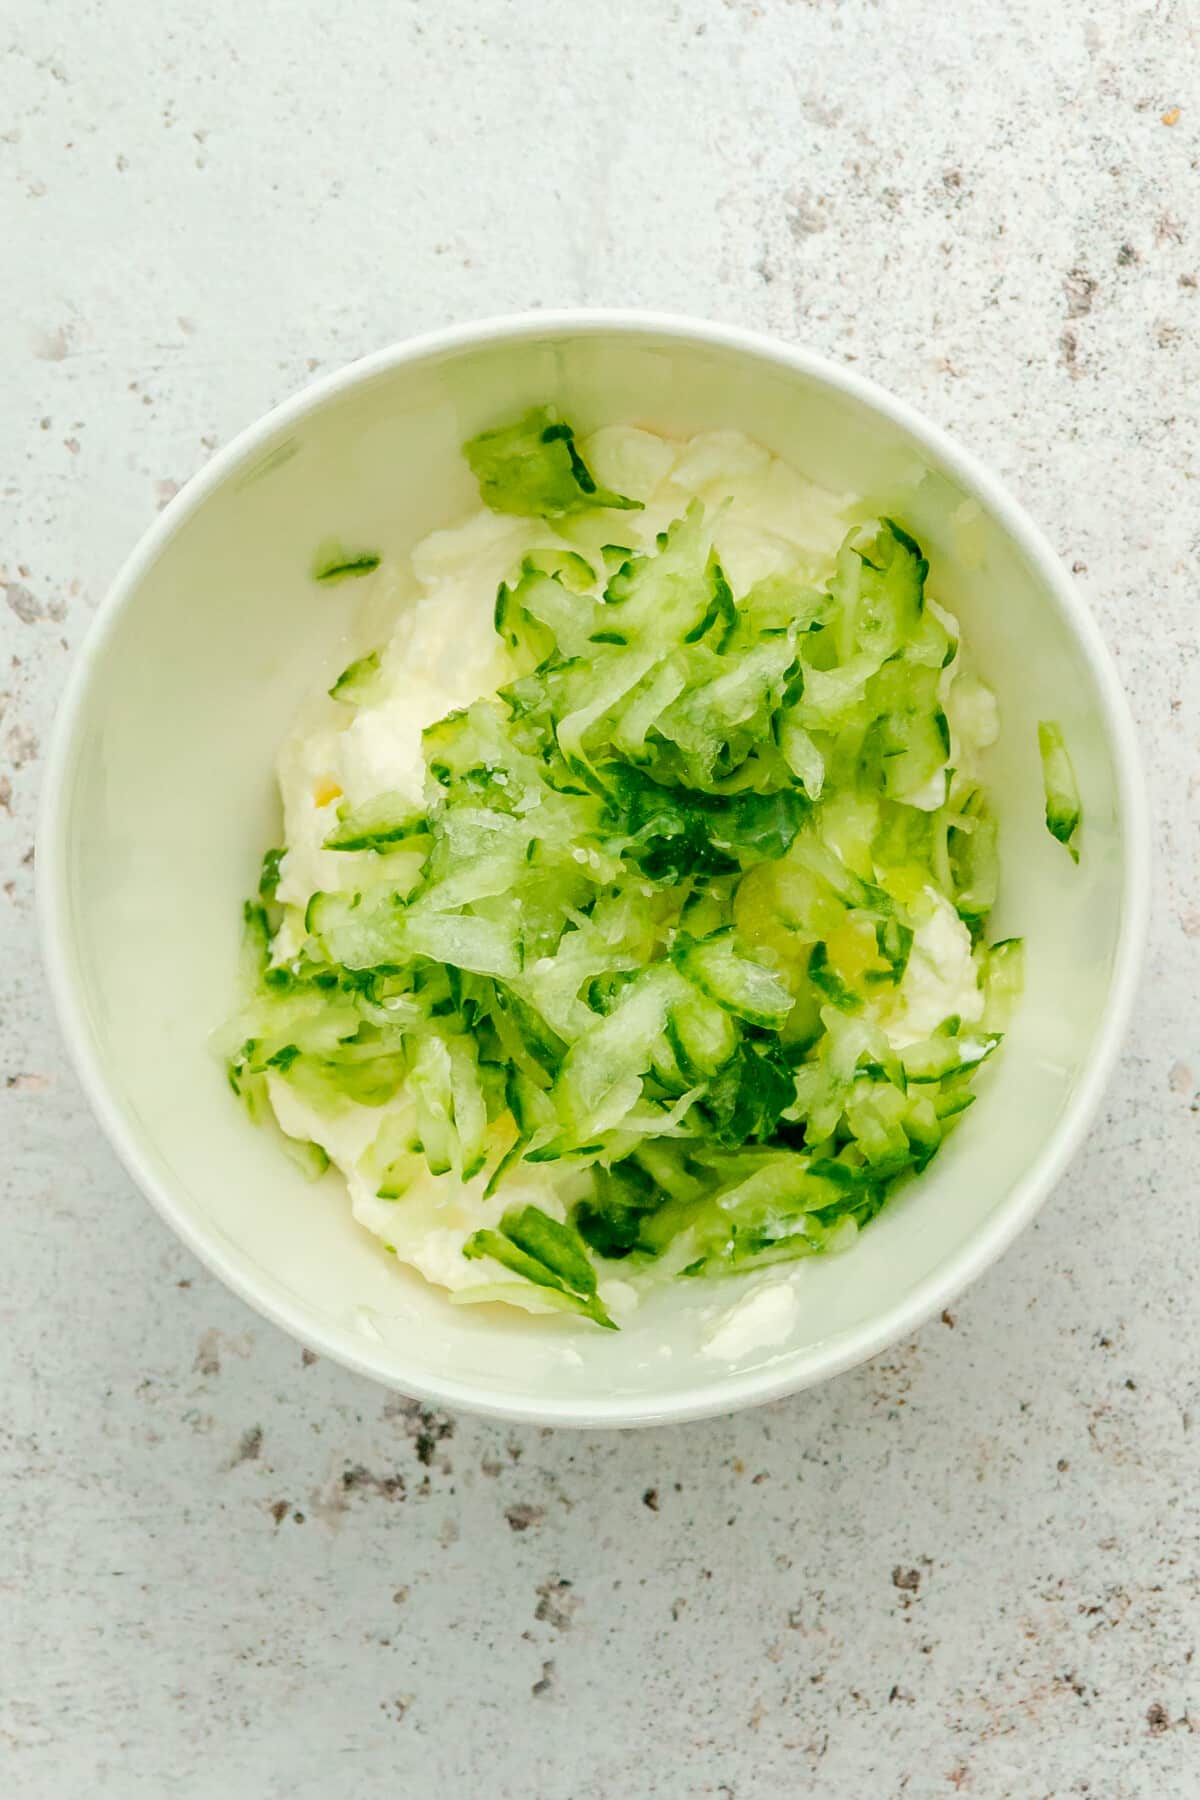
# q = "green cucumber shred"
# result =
<box><xmin>312</xmin><ymin>541</ymin><xmax>382</xmax><ymax>584</ymax></box>
<box><xmin>322</xmin><ymin>792</ymin><xmax>429</xmax><ymax>854</ymax></box>
<box><xmin>329</xmin><ymin>650</ymin><xmax>385</xmax><ymax>705</ymax></box>
<box><xmin>1038</xmin><ymin>719</ymin><xmax>1081</xmax><ymax>862</ymax></box>
<box><xmin>464</xmin><ymin>1206</ymin><xmax>616</xmax><ymax>1329</ymax></box>
<box><xmin>228</xmin><ymin>412</ymin><xmax>1020</xmax><ymax>1327</ymax></box>
<box><xmin>464</xmin><ymin>406</ymin><xmax>642</xmax><ymax>519</ymax></box>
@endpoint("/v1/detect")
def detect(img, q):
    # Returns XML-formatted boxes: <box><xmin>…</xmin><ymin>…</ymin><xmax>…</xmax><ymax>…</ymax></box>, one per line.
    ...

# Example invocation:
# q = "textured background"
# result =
<box><xmin>2</xmin><ymin>2</ymin><xmax>1198</xmax><ymax>1794</ymax></box>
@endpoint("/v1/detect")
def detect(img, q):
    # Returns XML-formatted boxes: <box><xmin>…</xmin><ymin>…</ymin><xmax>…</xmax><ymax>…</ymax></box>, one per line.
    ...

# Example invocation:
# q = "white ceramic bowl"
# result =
<box><xmin>40</xmin><ymin>312</ymin><xmax>1148</xmax><ymax>1426</ymax></box>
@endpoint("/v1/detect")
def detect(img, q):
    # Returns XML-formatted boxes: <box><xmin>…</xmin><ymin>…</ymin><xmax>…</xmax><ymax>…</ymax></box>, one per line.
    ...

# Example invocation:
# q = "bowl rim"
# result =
<box><xmin>38</xmin><ymin>307</ymin><xmax>1150</xmax><ymax>1427</ymax></box>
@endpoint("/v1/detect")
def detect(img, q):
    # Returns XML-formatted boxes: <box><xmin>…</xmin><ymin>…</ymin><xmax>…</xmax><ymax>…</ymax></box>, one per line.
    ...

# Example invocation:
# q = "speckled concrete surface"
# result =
<box><xmin>2</xmin><ymin>3</ymin><xmax>1198</xmax><ymax>1794</ymax></box>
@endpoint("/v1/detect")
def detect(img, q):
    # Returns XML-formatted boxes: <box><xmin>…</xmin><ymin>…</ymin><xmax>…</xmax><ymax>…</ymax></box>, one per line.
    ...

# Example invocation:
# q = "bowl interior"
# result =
<box><xmin>46</xmin><ymin>322</ymin><xmax>1135</xmax><ymax>1422</ymax></box>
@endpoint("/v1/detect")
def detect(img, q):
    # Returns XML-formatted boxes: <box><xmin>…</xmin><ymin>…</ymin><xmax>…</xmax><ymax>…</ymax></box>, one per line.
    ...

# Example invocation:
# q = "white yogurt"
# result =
<box><xmin>702</xmin><ymin>1278</ymin><xmax>802</xmax><ymax>1359</ymax></box>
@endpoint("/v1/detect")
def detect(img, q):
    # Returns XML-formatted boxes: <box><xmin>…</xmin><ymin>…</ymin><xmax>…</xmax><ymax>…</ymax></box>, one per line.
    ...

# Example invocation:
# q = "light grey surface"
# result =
<box><xmin>2</xmin><ymin>1</ymin><xmax>1196</xmax><ymax>1793</ymax></box>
